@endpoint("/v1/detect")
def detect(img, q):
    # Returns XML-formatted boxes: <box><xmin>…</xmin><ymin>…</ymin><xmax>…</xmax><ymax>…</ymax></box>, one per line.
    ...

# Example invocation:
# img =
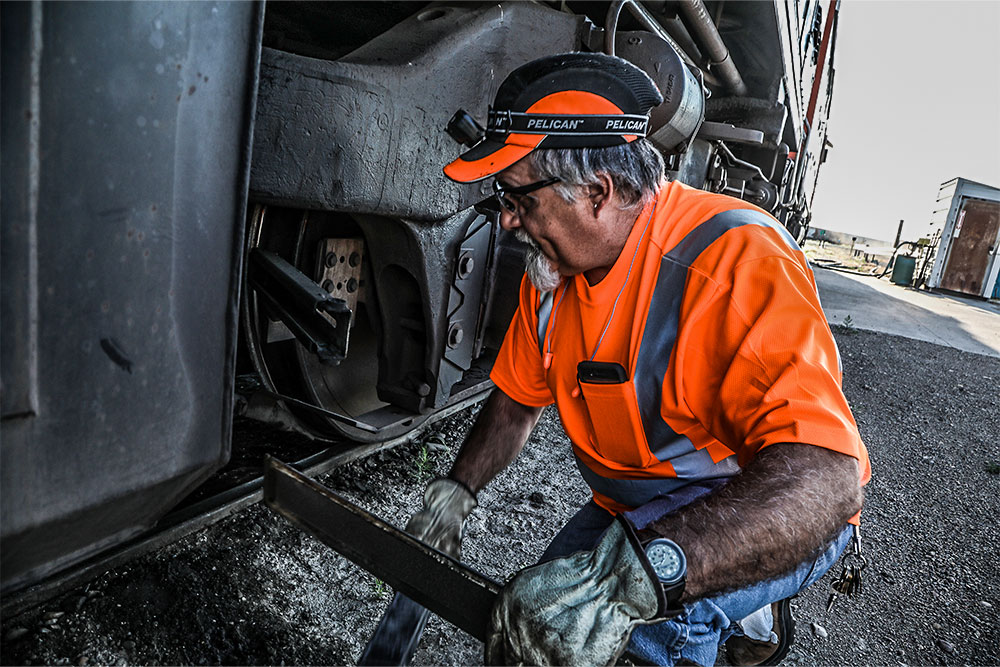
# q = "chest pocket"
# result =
<box><xmin>578</xmin><ymin>376</ymin><xmax>658</xmax><ymax>468</ymax></box>
<box><xmin>537</xmin><ymin>288</ymin><xmax>659</xmax><ymax>470</ymax></box>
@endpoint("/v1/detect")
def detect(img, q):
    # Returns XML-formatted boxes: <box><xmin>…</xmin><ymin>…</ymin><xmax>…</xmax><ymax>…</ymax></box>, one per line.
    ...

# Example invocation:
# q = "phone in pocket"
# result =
<box><xmin>577</xmin><ymin>361</ymin><xmax>628</xmax><ymax>385</ymax></box>
<box><xmin>576</xmin><ymin>361</ymin><xmax>653</xmax><ymax>467</ymax></box>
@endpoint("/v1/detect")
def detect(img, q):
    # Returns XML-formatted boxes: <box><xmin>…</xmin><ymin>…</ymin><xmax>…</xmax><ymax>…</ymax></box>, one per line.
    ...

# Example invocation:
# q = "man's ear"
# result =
<box><xmin>588</xmin><ymin>173</ymin><xmax>615</xmax><ymax>217</ymax></box>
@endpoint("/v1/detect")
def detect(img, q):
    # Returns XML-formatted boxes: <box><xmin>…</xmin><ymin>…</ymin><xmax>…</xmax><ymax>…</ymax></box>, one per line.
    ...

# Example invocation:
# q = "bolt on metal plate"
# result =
<box><xmin>315</xmin><ymin>238</ymin><xmax>365</xmax><ymax>322</ymax></box>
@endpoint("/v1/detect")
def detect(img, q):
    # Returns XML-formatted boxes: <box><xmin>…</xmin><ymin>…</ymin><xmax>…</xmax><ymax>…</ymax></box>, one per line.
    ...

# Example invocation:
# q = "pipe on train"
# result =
<box><xmin>605</xmin><ymin>0</ymin><xmax>697</xmax><ymax>69</ymax></box>
<box><xmin>677</xmin><ymin>0</ymin><xmax>749</xmax><ymax>96</ymax></box>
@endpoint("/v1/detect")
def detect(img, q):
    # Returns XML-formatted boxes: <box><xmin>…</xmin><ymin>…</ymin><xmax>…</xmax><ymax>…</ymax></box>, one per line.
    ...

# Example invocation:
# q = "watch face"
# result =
<box><xmin>646</xmin><ymin>539</ymin><xmax>685</xmax><ymax>584</ymax></box>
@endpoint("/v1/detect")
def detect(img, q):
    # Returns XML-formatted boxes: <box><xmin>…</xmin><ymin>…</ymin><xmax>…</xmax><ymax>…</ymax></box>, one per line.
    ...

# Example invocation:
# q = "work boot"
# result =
<box><xmin>724</xmin><ymin>598</ymin><xmax>795</xmax><ymax>666</ymax></box>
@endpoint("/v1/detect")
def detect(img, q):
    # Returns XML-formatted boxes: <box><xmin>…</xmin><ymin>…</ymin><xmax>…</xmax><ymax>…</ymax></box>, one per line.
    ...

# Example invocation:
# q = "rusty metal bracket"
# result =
<box><xmin>262</xmin><ymin>457</ymin><xmax>500</xmax><ymax>643</ymax></box>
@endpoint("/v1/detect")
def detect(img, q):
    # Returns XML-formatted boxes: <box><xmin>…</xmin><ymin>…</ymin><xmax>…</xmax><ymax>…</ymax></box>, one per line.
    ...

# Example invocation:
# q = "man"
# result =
<box><xmin>407</xmin><ymin>52</ymin><xmax>870</xmax><ymax>666</ymax></box>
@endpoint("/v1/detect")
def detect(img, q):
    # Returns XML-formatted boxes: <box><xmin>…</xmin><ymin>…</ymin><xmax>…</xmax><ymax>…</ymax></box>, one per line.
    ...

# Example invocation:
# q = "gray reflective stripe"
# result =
<box><xmin>635</xmin><ymin>209</ymin><xmax>805</xmax><ymax>464</ymax></box>
<box><xmin>575</xmin><ymin>455</ymin><xmax>687</xmax><ymax>508</ymax></box>
<box><xmin>564</xmin><ymin>208</ymin><xmax>814</xmax><ymax>508</ymax></box>
<box><xmin>670</xmin><ymin>448</ymin><xmax>740</xmax><ymax>478</ymax></box>
<box><xmin>575</xmin><ymin>450</ymin><xmax>739</xmax><ymax>508</ymax></box>
<box><xmin>634</xmin><ymin>209</ymin><xmax>801</xmax><ymax>476</ymax></box>
<box><xmin>536</xmin><ymin>290</ymin><xmax>554</xmax><ymax>357</ymax></box>
<box><xmin>649</xmin><ymin>434</ymin><xmax>696</xmax><ymax>462</ymax></box>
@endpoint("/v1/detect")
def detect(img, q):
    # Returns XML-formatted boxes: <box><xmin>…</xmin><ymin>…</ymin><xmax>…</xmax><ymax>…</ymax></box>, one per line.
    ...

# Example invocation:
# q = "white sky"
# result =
<box><xmin>810</xmin><ymin>0</ymin><xmax>1000</xmax><ymax>243</ymax></box>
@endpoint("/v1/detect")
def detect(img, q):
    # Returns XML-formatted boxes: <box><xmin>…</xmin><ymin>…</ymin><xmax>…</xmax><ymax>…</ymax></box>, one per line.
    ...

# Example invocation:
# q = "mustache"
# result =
<box><xmin>514</xmin><ymin>230</ymin><xmax>561</xmax><ymax>291</ymax></box>
<box><xmin>514</xmin><ymin>229</ymin><xmax>537</xmax><ymax>249</ymax></box>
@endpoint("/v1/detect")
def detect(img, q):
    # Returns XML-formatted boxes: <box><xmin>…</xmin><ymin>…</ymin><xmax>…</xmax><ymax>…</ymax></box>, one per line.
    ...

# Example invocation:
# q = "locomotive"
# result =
<box><xmin>1</xmin><ymin>0</ymin><xmax>839</xmax><ymax>593</ymax></box>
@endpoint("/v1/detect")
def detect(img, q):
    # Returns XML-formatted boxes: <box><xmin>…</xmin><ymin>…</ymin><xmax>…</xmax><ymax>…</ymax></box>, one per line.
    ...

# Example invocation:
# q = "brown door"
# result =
<box><xmin>941</xmin><ymin>198</ymin><xmax>1000</xmax><ymax>295</ymax></box>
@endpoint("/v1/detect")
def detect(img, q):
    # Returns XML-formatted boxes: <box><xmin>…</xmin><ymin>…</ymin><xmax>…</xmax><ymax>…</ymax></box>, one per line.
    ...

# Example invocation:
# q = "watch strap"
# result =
<box><xmin>629</xmin><ymin>521</ymin><xmax>687</xmax><ymax>618</ymax></box>
<box><xmin>616</xmin><ymin>515</ymin><xmax>670</xmax><ymax>619</ymax></box>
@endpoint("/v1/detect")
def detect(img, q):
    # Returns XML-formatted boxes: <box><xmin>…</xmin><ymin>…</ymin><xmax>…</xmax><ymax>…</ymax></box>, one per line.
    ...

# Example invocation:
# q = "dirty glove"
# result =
<box><xmin>485</xmin><ymin>516</ymin><xmax>667</xmax><ymax>666</ymax></box>
<box><xmin>404</xmin><ymin>478</ymin><xmax>477</xmax><ymax>559</ymax></box>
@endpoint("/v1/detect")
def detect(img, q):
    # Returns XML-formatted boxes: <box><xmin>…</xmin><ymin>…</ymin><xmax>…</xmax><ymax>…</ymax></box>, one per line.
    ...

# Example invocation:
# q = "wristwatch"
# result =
<box><xmin>644</xmin><ymin>537</ymin><xmax>686</xmax><ymax>613</ymax></box>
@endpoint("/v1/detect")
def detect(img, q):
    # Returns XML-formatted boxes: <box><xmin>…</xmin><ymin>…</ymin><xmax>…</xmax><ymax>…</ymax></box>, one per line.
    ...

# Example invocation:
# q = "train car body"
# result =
<box><xmin>1</xmin><ymin>0</ymin><xmax>840</xmax><ymax>593</ymax></box>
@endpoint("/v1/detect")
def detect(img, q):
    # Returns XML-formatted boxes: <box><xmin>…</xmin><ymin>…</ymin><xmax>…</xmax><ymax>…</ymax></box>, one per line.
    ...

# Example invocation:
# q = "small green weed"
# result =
<box><xmin>372</xmin><ymin>578</ymin><xmax>389</xmax><ymax>598</ymax></box>
<box><xmin>984</xmin><ymin>461</ymin><xmax>1000</xmax><ymax>475</ymax></box>
<box><xmin>835</xmin><ymin>314</ymin><xmax>857</xmax><ymax>335</ymax></box>
<box><xmin>410</xmin><ymin>443</ymin><xmax>434</xmax><ymax>481</ymax></box>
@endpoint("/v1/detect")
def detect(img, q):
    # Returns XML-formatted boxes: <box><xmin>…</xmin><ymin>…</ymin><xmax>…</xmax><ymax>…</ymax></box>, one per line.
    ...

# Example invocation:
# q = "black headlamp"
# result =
<box><xmin>446</xmin><ymin>109</ymin><xmax>486</xmax><ymax>147</ymax></box>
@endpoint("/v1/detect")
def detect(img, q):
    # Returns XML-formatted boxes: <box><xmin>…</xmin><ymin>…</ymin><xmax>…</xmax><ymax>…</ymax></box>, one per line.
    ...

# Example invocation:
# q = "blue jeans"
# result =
<box><xmin>539</xmin><ymin>492</ymin><xmax>852</xmax><ymax>667</ymax></box>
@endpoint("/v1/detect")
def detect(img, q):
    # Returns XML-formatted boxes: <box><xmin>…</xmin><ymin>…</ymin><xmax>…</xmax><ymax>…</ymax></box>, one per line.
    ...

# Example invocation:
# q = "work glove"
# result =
<box><xmin>485</xmin><ymin>516</ymin><xmax>668</xmax><ymax>666</ymax></box>
<box><xmin>404</xmin><ymin>478</ymin><xmax>477</xmax><ymax>559</ymax></box>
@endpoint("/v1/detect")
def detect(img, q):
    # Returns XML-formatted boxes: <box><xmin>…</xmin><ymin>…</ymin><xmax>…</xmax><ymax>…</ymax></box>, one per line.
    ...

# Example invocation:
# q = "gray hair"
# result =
<box><xmin>528</xmin><ymin>139</ymin><xmax>665</xmax><ymax>209</ymax></box>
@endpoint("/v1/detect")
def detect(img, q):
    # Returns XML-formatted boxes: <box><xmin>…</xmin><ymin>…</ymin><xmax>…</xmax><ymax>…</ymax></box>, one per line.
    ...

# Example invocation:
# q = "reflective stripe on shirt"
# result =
<box><xmin>575</xmin><ymin>208</ymin><xmax>801</xmax><ymax>509</ymax></box>
<box><xmin>536</xmin><ymin>289</ymin><xmax>554</xmax><ymax>357</ymax></box>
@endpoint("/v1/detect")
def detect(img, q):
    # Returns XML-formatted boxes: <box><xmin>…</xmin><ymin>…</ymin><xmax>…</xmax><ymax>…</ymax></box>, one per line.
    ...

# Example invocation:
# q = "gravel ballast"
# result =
<box><xmin>2</xmin><ymin>327</ymin><xmax>998</xmax><ymax>666</ymax></box>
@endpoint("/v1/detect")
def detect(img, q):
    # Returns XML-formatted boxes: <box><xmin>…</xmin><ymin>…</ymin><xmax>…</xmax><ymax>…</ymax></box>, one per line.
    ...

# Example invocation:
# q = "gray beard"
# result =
<box><xmin>516</xmin><ymin>230</ymin><xmax>562</xmax><ymax>292</ymax></box>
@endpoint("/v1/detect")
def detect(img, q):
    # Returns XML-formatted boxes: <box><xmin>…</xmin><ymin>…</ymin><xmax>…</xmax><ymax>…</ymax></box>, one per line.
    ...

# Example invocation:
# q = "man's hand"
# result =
<box><xmin>485</xmin><ymin>517</ymin><xmax>666</xmax><ymax>667</ymax></box>
<box><xmin>405</xmin><ymin>478</ymin><xmax>477</xmax><ymax>559</ymax></box>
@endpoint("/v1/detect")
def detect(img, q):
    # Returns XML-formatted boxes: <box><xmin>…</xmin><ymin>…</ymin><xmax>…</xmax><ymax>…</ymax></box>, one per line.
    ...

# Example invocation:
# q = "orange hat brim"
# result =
<box><xmin>444</xmin><ymin>91</ymin><xmax>630</xmax><ymax>183</ymax></box>
<box><xmin>443</xmin><ymin>134</ymin><xmax>546</xmax><ymax>183</ymax></box>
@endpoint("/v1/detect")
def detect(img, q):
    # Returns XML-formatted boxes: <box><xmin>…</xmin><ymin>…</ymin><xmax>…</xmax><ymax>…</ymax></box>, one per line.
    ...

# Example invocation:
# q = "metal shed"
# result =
<box><xmin>926</xmin><ymin>178</ymin><xmax>1000</xmax><ymax>299</ymax></box>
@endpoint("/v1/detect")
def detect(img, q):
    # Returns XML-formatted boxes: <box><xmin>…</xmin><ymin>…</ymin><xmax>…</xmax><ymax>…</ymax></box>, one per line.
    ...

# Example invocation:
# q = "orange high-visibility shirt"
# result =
<box><xmin>491</xmin><ymin>181</ymin><xmax>870</xmax><ymax>521</ymax></box>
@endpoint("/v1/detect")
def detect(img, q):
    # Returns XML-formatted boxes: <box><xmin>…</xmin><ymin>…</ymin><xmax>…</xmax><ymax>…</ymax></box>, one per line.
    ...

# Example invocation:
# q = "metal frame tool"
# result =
<box><xmin>262</xmin><ymin>457</ymin><xmax>501</xmax><ymax>662</ymax></box>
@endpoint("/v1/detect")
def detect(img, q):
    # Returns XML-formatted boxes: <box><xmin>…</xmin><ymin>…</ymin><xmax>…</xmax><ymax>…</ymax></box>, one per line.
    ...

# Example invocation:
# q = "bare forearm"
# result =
<box><xmin>448</xmin><ymin>389</ymin><xmax>544</xmax><ymax>493</ymax></box>
<box><xmin>640</xmin><ymin>444</ymin><xmax>863</xmax><ymax>600</ymax></box>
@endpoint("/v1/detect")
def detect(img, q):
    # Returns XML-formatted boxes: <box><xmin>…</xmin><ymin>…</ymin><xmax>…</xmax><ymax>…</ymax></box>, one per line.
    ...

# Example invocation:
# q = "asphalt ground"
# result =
<box><xmin>813</xmin><ymin>266</ymin><xmax>1000</xmax><ymax>358</ymax></box>
<box><xmin>2</xmin><ymin>290</ymin><xmax>999</xmax><ymax>665</ymax></box>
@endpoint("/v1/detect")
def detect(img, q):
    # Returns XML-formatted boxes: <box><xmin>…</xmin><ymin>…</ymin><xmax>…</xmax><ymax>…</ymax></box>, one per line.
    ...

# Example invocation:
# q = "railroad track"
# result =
<box><xmin>1</xmin><ymin>390</ymin><xmax>488</xmax><ymax>620</ymax></box>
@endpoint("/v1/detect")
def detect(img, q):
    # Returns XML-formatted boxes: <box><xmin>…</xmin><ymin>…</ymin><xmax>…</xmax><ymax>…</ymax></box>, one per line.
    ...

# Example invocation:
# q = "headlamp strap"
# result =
<box><xmin>487</xmin><ymin>108</ymin><xmax>649</xmax><ymax>138</ymax></box>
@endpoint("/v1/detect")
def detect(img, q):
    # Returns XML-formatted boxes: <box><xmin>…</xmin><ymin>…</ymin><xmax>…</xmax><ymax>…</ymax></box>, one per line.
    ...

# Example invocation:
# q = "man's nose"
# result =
<box><xmin>498</xmin><ymin>207</ymin><xmax>520</xmax><ymax>231</ymax></box>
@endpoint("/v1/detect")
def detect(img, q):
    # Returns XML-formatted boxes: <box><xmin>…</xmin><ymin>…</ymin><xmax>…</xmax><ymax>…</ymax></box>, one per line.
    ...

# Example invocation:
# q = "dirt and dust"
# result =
<box><xmin>2</xmin><ymin>327</ymin><xmax>999</xmax><ymax>666</ymax></box>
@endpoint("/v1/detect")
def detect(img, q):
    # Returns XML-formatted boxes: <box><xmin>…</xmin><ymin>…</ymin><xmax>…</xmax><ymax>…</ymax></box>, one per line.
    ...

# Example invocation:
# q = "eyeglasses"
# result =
<box><xmin>474</xmin><ymin>177</ymin><xmax>561</xmax><ymax>216</ymax></box>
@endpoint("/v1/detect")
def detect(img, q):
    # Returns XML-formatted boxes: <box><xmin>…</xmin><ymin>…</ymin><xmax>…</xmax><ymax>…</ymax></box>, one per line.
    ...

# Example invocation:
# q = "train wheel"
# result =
<box><xmin>242</xmin><ymin>204</ymin><xmax>431</xmax><ymax>442</ymax></box>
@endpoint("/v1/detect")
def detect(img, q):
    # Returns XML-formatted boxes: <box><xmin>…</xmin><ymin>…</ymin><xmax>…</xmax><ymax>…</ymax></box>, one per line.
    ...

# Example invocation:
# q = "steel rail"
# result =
<box><xmin>0</xmin><ymin>389</ymin><xmax>490</xmax><ymax>619</ymax></box>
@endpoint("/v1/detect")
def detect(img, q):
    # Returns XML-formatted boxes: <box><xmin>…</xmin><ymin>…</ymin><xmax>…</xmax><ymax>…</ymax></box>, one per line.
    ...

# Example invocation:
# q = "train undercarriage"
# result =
<box><xmin>1</xmin><ymin>0</ymin><xmax>839</xmax><ymax>593</ymax></box>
